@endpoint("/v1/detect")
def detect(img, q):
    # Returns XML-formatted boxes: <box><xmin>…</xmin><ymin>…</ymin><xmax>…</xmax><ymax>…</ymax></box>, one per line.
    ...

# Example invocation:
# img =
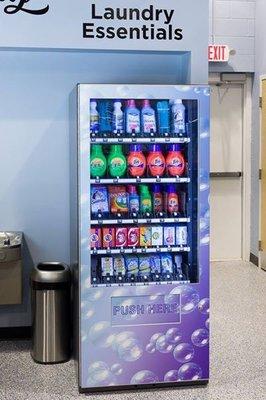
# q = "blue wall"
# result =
<box><xmin>0</xmin><ymin>49</ymin><xmax>200</xmax><ymax>327</ymax></box>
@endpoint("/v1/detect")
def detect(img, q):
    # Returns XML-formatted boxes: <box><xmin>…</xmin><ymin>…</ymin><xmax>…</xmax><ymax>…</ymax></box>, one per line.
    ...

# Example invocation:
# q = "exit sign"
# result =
<box><xmin>208</xmin><ymin>45</ymin><xmax>230</xmax><ymax>62</ymax></box>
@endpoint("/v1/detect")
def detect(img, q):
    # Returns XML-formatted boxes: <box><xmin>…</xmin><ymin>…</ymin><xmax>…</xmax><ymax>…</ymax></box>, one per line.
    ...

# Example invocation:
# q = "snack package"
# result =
<box><xmin>151</xmin><ymin>226</ymin><xmax>163</xmax><ymax>246</ymax></box>
<box><xmin>138</xmin><ymin>255</ymin><xmax>151</xmax><ymax>276</ymax></box>
<box><xmin>140</xmin><ymin>226</ymin><xmax>152</xmax><ymax>247</ymax></box>
<box><xmin>109</xmin><ymin>186</ymin><xmax>128</xmax><ymax>214</ymax></box>
<box><xmin>101</xmin><ymin>257</ymin><xmax>114</xmax><ymax>277</ymax></box>
<box><xmin>150</xmin><ymin>255</ymin><xmax>161</xmax><ymax>274</ymax></box>
<box><xmin>102</xmin><ymin>227</ymin><xmax>115</xmax><ymax>248</ymax></box>
<box><xmin>125</xmin><ymin>255</ymin><xmax>139</xmax><ymax>276</ymax></box>
<box><xmin>128</xmin><ymin>227</ymin><xmax>140</xmax><ymax>247</ymax></box>
<box><xmin>91</xmin><ymin>186</ymin><xmax>109</xmax><ymax>214</ymax></box>
<box><xmin>115</xmin><ymin>228</ymin><xmax>128</xmax><ymax>247</ymax></box>
<box><xmin>164</xmin><ymin>226</ymin><xmax>176</xmax><ymax>246</ymax></box>
<box><xmin>90</xmin><ymin>228</ymin><xmax>102</xmax><ymax>248</ymax></box>
<box><xmin>176</xmin><ymin>226</ymin><xmax>188</xmax><ymax>246</ymax></box>
<box><xmin>114</xmin><ymin>255</ymin><xmax>126</xmax><ymax>276</ymax></box>
<box><xmin>161</xmin><ymin>253</ymin><xmax>173</xmax><ymax>274</ymax></box>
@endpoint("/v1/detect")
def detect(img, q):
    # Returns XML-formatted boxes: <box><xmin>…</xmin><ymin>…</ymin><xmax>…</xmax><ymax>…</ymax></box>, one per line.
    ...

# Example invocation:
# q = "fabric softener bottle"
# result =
<box><xmin>90</xmin><ymin>145</ymin><xmax>107</xmax><ymax>178</ymax></box>
<box><xmin>125</xmin><ymin>100</ymin><xmax>140</xmax><ymax>134</ymax></box>
<box><xmin>141</xmin><ymin>99</ymin><xmax>157</xmax><ymax>134</ymax></box>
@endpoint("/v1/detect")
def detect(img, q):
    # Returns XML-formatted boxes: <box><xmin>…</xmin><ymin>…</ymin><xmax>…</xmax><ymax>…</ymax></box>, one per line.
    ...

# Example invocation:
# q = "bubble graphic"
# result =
<box><xmin>86</xmin><ymin>289</ymin><xmax>103</xmax><ymax>302</ymax></box>
<box><xmin>111</xmin><ymin>363</ymin><xmax>123</xmax><ymax>376</ymax></box>
<box><xmin>200</xmin><ymin>235</ymin><xmax>210</xmax><ymax>246</ymax></box>
<box><xmin>198</xmin><ymin>298</ymin><xmax>210</xmax><ymax>315</ymax></box>
<box><xmin>166</xmin><ymin>328</ymin><xmax>182</xmax><ymax>345</ymax></box>
<box><xmin>200</xmin><ymin>131</ymin><xmax>210</xmax><ymax>139</ymax></box>
<box><xmin>200</xmin><ymin>217</ymin><xmax>209</xmax><ymax>232</ymax></box>
<box><xmin>178</xmin><ymin>363</ymin><xmax>202</xmax><ymax>381</ymax></box>
<box><xmin>88</xmin><ymin>321</ymin><xmax>115</xmax><ymax>348</ymax></box>
<box><xmin>200</xmin><ymin>181</ymin><xmax>209</xmax><ymax>192</ymax></box>
<box><xmin>146</xmin><ymin>343</ymin><xmax>156</xmax><ymax>354</ymax></box>
<box><xmin>87</xmin><ymin>361</ymin><xmax>115</xmax><ymax>386</ymax></box>
<box><xmin>156</xmin><ymin>335</ymin><xmax>174</xmax><ymax>354</ymax></box>
<box><xmin>165</xmin><ymin>286</ymin><xmax>199</xmax><ymax>314</ymax></box>
<box><xmin>191</xmin><ymin>328</ymin><xmax>209</xmax><ymax>347</ymax></box>
<box><xmin>131</xmin><ymin>370</ymin><xmax>159</xmax><ymax>385</ymax></box>
<box><xmin>194</xmin><ymin>87</ymin><xmax>201</xmax><ymax>94</ymax></box>
<box><xmin>205</xmin><ymin>318</ymin><xmax>210</xmax><ymax>330</ymax></box>
<box><xmin>117</xmin><ymin>338</ymin><xmax>143</xmax><ymax>362</ymax></box>
<box><xmin>173</xmin><ymin>343</ymin><xmax>194</xmax><ymax>363</ymax></box>
<box><xmin>204</xmin><ymin>88</ymin><xmax>210</xmax><ymax>96</ymax></box>
<box><xmin>119</xmin><ymin>298</ymin><xmax>138</xmax><ymax>321</ymax></box>
<box><xmin>164</xmin><ymin>370</ymin><xmax>179</xmax><ymax>382</ymax></box>
<box><xmin>150</xmin><ymin>332</ymin><xmax>164</xmax><ymax>345</ymax></box>
<box><xmin>175</xmin><ymin>86</ymin><xmax>191</xmax><ymax>92</ymax></box>
<box><xmin>112</xmin><ymin>331</ymin><xmax>136</xmax><ymax>351</ymax></box>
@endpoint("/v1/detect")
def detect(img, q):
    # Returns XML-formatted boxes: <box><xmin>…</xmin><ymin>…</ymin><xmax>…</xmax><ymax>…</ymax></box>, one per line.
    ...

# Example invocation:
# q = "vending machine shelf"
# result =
<box><xmin>91</xmin><ymin>217</ymin><xmax>191</xmax><ymax>225</ymax></box>
<box><xmin>90</xmin><ymin>177</ymin><xmax>190</xmax><ymax>184</ymax></box>
<box><xmin>91</xmin><ymin>246</ymin><xmax>190</xmax><ymax>255</ymax></box>
<box><xmin>90</xmin><ymin>137</ymin><xmax>191</xmax><ymax>144</ymax></box>
<box><xmin>92</xmin><ymin>279</ymin><xmax>191</xmax><ymax>288</ymax></box>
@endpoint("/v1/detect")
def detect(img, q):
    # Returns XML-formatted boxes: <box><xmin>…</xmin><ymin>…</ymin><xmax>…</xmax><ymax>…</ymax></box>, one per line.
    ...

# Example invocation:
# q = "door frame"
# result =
<box><xmin>209</xmin><ymin>73</ymin><xmax>252</xmax><ymax>261</ymax></box>
<box><xmin>259</xmin><ymin>75</ymin><xmax>266</xmax><ymax>270</ymax></box>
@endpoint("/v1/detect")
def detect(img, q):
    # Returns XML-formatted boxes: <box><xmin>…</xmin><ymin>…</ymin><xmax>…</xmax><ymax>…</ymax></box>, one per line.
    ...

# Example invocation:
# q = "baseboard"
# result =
<box><xmin>0</xmin><ymin>326</ymin><xmax>31</xmax><ymax>340</ymax></box>
<box><xmin>249</xmin><ymin>253</ymin><xmax>259</xmax><ymax>267</ymax></box>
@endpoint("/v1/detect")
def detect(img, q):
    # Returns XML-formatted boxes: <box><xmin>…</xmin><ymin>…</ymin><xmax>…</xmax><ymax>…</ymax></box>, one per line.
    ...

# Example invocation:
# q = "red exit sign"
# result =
<box><xmin>208</xmin><ymin>45</ymin><xmax>230</xmax><ymax>62</ymax></box>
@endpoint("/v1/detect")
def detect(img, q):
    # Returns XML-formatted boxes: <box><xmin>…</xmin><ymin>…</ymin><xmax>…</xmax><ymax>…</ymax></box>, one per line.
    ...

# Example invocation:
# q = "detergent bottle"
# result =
<box><xmin>128</xmin><ymin>185</ymin><xmax>140</xmax><ymax>214</ymax></box>
<box><xmin>112</xmin><ymin>100</ymin><xmax>124</xmax><ymax>134</ymax></box>
<box><xmin>171</xmin><ymin>99</ymin><xmax>186</xmax><ymax>134</ymax></box>
<box><xmin>141</xmin><ymin>99</ymin><xmax>157</xmax><ymax>134</ymax></box>
<box><xmin>152</xmin><ymin>184</ymin><xmax>163</xmax><ymax>214</ymax></box>
<box><xmin>139</xmin><ymin>185</ymin><xmax>152</xmax><ymax>214</ymax></box>
<box><xmin>107</xmin><ymin>145</ymin><xmax>127</xmax><ymax>178</ymax></box>
<box><xmin>90</xmin><ymin>100</ymin><xmax>99</xmax><ymax>134</ymax></box>
<box><xmin>127</xmin><ymin>144</ymin><xmax>146</xmax><ymax>177</ymax></box>
<box><xmin>125</xmin><ymin>99</ymin><xmax>140</xmax><ymax>134</ymax></box>
<box><xmin>167</xmin><ymin>184</ymin><xmax>179</xmax><ymax>214</ymax></box>
<box><xmin>147</xmin><ymin>144</ymin><xmax>166</xmax><ymax>177</ymax></box>
<box><xmin>90</xmin><ymin>145</ymin><xmax>107</xmax><ymax>178</ymax></box>
<box><xmin>166</xmin><ymin>144</ymin><xmax>185</xmax><ymax>177</ymax></box>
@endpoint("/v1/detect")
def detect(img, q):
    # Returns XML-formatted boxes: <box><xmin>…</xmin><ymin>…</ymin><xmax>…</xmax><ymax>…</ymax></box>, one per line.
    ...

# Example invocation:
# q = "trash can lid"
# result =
<box><xmin>0</xmin><ymin>232</ymin><xmax>22</xmax><ymax>248</ymax></box>
<box><xmin>31</xmin><ymin>262</ymin><xmax>71</xmax><ymax>284</ymax></box>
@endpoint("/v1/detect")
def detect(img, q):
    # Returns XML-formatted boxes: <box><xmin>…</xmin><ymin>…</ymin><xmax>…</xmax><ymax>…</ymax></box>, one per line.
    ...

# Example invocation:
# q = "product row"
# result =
<box><xmin>91</xmin><ymin>184</ymin><xmax>186</xmax><ymax>216</ymax></box>
<box><xmin>90</xmin><ymin>98</ymin><xmax>186</xmax><ymax>135</ymax></box>
<box><xmin>90</xmin><ymin>225</ymin><xmax>188</xmax><ymax>249</ymax></box>
<box><xmin>91</xmin><ymin>253</ymin><xmax>188</xmax><ymax>284</ymax></box>
<box><xmin>90</xmin><ymin>144</ymin><xmax>186</xmax><ymax>178</ymax></box>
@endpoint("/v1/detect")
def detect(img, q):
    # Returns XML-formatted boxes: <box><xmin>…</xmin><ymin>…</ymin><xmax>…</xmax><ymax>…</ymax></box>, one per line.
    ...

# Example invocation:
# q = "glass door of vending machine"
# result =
<box><xmin>77</xmin><ymin>85</ymin><xmax>210</xmax><ymax>392</ymax></box>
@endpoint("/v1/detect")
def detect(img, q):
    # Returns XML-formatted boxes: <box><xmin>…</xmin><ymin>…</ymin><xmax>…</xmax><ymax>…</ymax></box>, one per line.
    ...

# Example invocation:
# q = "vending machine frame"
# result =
<box><xmin>73</xmin><ymin>84</ymin><xmax>210</xmax><ymax>393</ymax></box>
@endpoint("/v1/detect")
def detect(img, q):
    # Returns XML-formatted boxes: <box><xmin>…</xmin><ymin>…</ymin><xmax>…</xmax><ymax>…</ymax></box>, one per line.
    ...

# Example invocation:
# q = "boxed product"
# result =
<box><xmin>101</xmin><ymin>257</ymin><xmax>114</xmax><ymax>277</ymax></box>
<box><xmin>151</xmin><ymin>226</ymin><xmax>163</xmax><ymax>246</ymax></box>
<box><xmin>102</xmin><ymin>227</ymin><xmax>115</xmax><ymax>248</ymax></box>
<box><xmin>140</xmin><ymin>226</ymin><xmax>152</xmax><ymax>247</ymax></box>
<box><xmin>115</xmin><ymin>228</ymin><xmax>128</xmax><ymax>248</ymax></box>
<box><xmin>114</xmin><ymin>255</ymin><xmax>126</xmax><ymax>276</ymax></box>
<box><xmin>125</xmin><ymin>255</ymin><xmax>139</xmax><ymax>276</ymax></box>
<box><xmin>138</xmin><ymin>255</ymin><xmax>151</xmax><ymax>276</ymax></box>
<box><xmin>150</xmin><ymin>255</ymin><xmax>161</xmax><ymax>274</ymax></box>
<box><xmin>176</xmin><ymin>226</ymin><xmax>188</xmax><ymax>246</ymax></box>
<box><xmin>128</xmin><ymin>227</ymin><xmax>140</xmax><ymax>247</ymax></box>
<box><xmin>91</xmin><ymin>186</ymin><xmax>109</xmax><ymax>214</ymax></box>
<box><xmin>161</xmin><ymin>253</ymin><xmax>173</xmax><ymax>274</ymax></box>
<box><xmin>163</xmin><ymin>226</ymin><xmax>176</xmax><ymax>246</ymax></box>
<box><xmin>109</xmin><ymin>186</ymin><xmax>128</xmax><ymax>214</ymax></box>
<box><xmin>90</xmin><ymin>228</ymin><xmax>102</xmax><ymax>248</ymax></box>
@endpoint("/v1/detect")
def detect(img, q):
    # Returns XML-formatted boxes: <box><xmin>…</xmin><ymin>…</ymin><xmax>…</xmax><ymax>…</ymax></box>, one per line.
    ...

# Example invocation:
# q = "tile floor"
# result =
<box><xmin>0</xmin><ymin>261</ymin><xmax>265</xmax><ymax>400</ymax></box>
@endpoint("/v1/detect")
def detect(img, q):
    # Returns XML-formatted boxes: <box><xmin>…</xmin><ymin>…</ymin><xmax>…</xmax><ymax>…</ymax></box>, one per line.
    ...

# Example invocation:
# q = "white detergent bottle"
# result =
<box><xmin>172</xmin><ymin>99</ymin><xmax>186</xmax><ymax>134</ymax></box>
<box><xmin>90</xmin><ymin>99</ymin><xmax>99</xmax><ymax>133</ymax></box>
<box><xmin>112</xmin><ymin>100</ymin><xmax>124</xmax><ymax>134</ymax></box>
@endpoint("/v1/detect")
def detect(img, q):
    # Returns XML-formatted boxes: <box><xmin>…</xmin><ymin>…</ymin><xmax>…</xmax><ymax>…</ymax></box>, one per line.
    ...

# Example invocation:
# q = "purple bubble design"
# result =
<box><xmin>164</xmin><ymin>370</ymin><xmax>179</xmax><ymax>382</ymax></box>
<box><xmin>165</xmin><ymin>327</ymin><xmax>182</xmax><ymax>345</ymax></box>
<box><xmin>130</xmin><ymin>370</ymin><xmax>159</xmax><ymax>385</ymax></box>
<box><xmin>173</xmin><ymin>343</ymin><xmax>194</xmax><ymax>363</ymax></box>
<box><xmin>191</xmin><ymin>329</ymin><xmax>209</xmax><ymax>347</ymax></box>
<box><xmin>178</xmin><ymin>363</ymin><xmax>203</xmax><ymax>381</ymax></box>
<box><xmin>198</xmin><ymin>298</ymin><xmax>210</xmax><ymax>315</ymax></box>
<box><xmin>156</xmin><ymin>335</ymin><xmax>174</xmax><ymax>354</ymax></box>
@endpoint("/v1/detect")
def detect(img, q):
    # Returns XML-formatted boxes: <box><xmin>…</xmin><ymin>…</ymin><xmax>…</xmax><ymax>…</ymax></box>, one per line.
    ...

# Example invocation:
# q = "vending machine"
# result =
<box><xmin>75</xmin><ymin>84</ymin><xmax>210</xmax><ymax>392</ymax></box>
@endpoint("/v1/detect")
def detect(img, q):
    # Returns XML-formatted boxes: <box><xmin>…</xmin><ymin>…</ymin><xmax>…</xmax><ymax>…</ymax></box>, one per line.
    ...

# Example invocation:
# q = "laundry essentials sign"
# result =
<box><xmin>0</xmin><ymin>0</ymin><xmax>208</xmax><ymax>51</ymax></box>
<box><xmin>83</xmin><ymin>4</ymin><xmax>183</xmax><ymax>41</ymax></box>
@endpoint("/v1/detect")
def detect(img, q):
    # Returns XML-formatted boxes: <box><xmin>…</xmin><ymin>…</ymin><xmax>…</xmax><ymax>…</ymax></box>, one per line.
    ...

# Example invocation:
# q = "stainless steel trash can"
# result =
<box><xmin>0</xmin><ymin>232</ymin><xmax>23</xmax><ymax>305</ymax></box>
<box><xmin>31</xmin><ymin>262</ymin><xmax>71</xmax><ymax>364</ymax></box>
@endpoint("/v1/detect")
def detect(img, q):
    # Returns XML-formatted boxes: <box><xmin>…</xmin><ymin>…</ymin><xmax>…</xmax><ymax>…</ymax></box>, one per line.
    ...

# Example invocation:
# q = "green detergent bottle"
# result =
<box><xmin>90</xmin><ymin>145</ymin><xmax>107</xmax><ymax>178</ymax></box>
<box><xmin>107</xmin><ymin>145</ymin><xmax>127</xmax><ymax>178</ymax></box>
<box><xmin>139</xmin><ymin>185</ymin><xmax>152</xmax><ymax>214</ymax></box>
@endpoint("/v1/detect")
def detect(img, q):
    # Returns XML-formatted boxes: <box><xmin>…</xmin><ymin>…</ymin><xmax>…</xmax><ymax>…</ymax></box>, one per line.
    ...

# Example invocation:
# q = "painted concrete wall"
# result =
<box><xmin>209</xmin><ymin>0</ymin><xmax>255</xmax><ymax>72</ymax></box>
<box><xmin>250</xmin><ymin>0</ymin><xmax>266</xmax><ymax>256</ymax></box>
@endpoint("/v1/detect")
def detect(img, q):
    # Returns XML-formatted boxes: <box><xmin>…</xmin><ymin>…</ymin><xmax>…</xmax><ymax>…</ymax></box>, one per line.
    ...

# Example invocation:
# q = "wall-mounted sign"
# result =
<box><xmin>0</xmin><ymin>0</ymin><xmax>209</xmax><ymax>52</ymax></box>
<box><xmin>208</xmin><ymin>45</ymin><xmax>230</xmax><ymax>62</ymax></box>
